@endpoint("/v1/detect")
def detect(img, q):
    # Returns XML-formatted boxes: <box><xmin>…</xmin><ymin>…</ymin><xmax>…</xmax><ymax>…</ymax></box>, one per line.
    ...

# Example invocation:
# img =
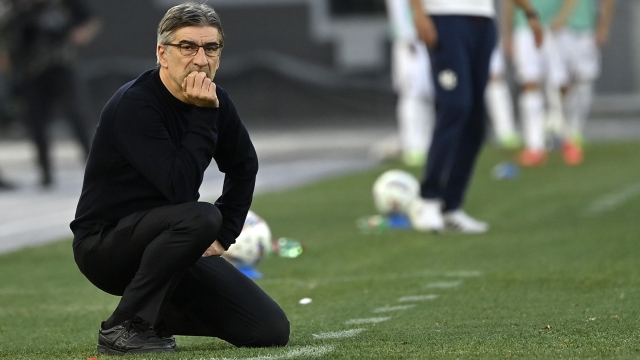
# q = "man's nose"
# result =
<box><xmin>192</xmin><ymin>47</ymin><xmax>208</xmax><ymax>66</ymax></box>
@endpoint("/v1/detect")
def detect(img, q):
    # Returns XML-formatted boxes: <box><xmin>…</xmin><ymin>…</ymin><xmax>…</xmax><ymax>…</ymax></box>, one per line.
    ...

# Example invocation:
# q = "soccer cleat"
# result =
<box><xmin>408</xmin><ymin>198</ymin><xmax>444</xmax><ymax>232</ymax></box>
<box><xmin>517</xmin><ymin>150</ymin><xmax>547</xmax><ymax>167</ymax></box>
<box><xmin>97</xmin><ymin>318</ymin><xmax>176</xmax><ymax>355</ymax></box>
<box><xmin>443</xmin><ymin>210</ymin><xmax>489</xmax><ymax>234</ymax></box>
<box><xmin>562</xmin><ymin>141</ymin><xmax>584</xmax><ymax>166</ymax></box>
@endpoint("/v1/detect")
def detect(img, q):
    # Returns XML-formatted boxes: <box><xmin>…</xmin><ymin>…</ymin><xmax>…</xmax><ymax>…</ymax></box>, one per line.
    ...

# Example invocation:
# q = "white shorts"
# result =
<box><xmin>555</xmin><ymin>29</ymin><xmax>600</xmax><ymax>82</ymax></box>
<box><xmin>391</xmin><ymin>40</ymin><xmax>433</xmax><ymax>98</ymax></box>
<box><xmin>489</xmin><ymin>45</ymin><xmax>506</xmax><ymax>78</ymax></box>
<box><xmin>513</xmin><ymin>28</ymin><xmax>569</xmax><ymax>87</ymax></box>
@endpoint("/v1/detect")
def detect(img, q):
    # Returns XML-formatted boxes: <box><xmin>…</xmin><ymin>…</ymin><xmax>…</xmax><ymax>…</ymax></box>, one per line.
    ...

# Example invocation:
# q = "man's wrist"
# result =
<box><xmin>525</xmin><ymin>10</ymin><xmax>538</xmax><ymax>19</ymax></box>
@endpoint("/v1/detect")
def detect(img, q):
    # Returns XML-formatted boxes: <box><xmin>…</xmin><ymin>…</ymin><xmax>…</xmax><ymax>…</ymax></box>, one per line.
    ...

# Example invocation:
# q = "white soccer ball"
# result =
<box><xmin>372</xmin><ymin>169</ymin><xmax>420</xmax><ymax>215</ymax></box>
<box><xmin>223</xmin><ymin>210</ymin><xmax>272</xmax><ymax>267</ymax></box>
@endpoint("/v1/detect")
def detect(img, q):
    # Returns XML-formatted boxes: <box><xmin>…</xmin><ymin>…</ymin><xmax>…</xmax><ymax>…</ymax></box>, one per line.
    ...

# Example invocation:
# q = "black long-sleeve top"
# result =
<box><xmin>70</xmin><ymin>68</ymin><xmax>258</xmax><ymax>249</ymax></box>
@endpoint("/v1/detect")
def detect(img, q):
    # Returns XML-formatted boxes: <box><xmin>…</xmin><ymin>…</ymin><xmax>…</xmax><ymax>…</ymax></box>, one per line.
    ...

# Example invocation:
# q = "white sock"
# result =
<box><xmin>565</xmin><ymin>81</ymin><xmax>593</xmax><ymax>141</ymax></box>
<box><xmin>545</xmin><ymin>84</ymin><xmax>566</xmax><ymax>138</ymax></box>
<box><xmin>397</xmin><ymin>95</ymin><xmax>434</xmax><ymax>155</ymax></box>
<box><xmin>519</xmin><ymin>90</ymin><xmax>545</xmax><ymax>151</ymax></box>
<box><xmin>419</xmin><ymin>98</ymin><xmax>435</xmax><ymax>153</ymax></box>
<box><xmin>486</xmin><ymin>78</ymin><xmax>516</xmax><ymax>141</ymax></box>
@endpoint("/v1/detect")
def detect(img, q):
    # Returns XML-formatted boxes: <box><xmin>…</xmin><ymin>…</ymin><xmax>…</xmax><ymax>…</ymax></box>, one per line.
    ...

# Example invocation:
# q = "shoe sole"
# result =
<box><xmin>98</xmin><ymin>344</ymin><xmax>175</xmax><ymax>355</ymax></box>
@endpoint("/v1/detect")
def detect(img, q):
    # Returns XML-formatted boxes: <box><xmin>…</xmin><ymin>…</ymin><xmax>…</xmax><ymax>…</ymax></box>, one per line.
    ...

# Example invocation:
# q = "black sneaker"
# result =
<box><xmin>97</xmin><ymin>318</ymin><xmax>176</xmax><ymax>355</ymax></box>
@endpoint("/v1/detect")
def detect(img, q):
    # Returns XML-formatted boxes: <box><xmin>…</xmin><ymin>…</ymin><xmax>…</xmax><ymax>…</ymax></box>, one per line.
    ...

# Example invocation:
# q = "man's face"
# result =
<box><xmin>157</xmin><ymin>26</ymin><xmax>221</xmax><ymax>95</ymax></box>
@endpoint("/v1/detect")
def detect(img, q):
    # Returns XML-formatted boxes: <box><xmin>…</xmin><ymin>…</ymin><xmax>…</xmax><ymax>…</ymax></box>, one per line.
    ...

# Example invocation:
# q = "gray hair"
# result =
<box><xmin>157</xmin><ymin>2</ymin><xmax>225</xmax><ymax>62</ymax></box>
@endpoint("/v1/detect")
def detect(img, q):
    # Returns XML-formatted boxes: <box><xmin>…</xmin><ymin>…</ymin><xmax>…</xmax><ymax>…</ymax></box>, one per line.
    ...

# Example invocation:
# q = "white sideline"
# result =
<box><xmin>192</xmin><ymin>345</ymin><xmax>335</xmax><ymax>360</ymax></box>
<box><xmin>584</xmin><ymin>182</ymin><xmax>640</xmax><ymax>215</ymax></box>
<box><xmin>372</xmin><ymin>305</ymin><xmax>415</xmax><ymax>313</ymax></box>
<box><xmin>427</xmin><ymin>280</ymin><xmax>463</xmax><ymax>289</ymax></box>
<box><xmin>345</xmin><ymin>317</ymin><xmax>391</xmax><ymax>325</ymax></box>
<box><xmin>312</xmin><ymin>329</ymin><xmax>365</xmax><ymax>339</ymax></box>
<box><xmin>398</xmin><ymin>294</ymin><xmax>439</xmax><ymax>302</ymax></box>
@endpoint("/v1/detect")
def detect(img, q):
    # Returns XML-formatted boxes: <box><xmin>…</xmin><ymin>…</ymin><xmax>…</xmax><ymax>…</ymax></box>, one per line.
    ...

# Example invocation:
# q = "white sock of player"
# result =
<box><xmin>398</xmin><ymin>95</ymin><xmax>433</xmax><ymax>155</ymax></box>
<box><xmin>545</xmin><ymin>83</ymin><xmax>566</xmax><ymax>138</ymax></box>
<box><xmin>486</xmin><ymin>78</ymin><xmax>517</xmax><ymax>142</ymax></box>
<box><xmin>420</xmin><ymin>97</ymin><xmax>435</xmax><ymax>154</ymax></box>
<box><xmin>565</xmin><ymin>81</ymin><xmax>593</xmax><ymax>143</ymax></box>
<box><xmin>519</xmin><ymin>90</ymin><xmax>545</xmax><ymax>152</ymax></box>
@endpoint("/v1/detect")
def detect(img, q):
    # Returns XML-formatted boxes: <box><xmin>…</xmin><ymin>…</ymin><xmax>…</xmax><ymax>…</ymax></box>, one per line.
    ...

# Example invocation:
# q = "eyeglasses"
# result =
<box><xmin>164</xmin><ymin>42</ymin><xmax>223</xmax><ymax>58</ymax></box>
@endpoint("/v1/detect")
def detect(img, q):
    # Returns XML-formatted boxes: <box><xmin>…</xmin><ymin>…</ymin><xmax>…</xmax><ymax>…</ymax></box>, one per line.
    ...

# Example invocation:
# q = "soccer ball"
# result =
<box><xmin>223</xmin><ymin>210</ymin><xmax>272</xmax><ymax>267</ymax></box>
<box><xmin>372</xmin><ymin>169</ymin><xmax>420</xmax><ymax>215</ymax></box>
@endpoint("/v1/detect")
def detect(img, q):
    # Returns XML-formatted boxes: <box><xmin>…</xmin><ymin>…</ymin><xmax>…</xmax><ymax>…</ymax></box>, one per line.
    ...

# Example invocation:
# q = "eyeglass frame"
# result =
<box><xmin>163</xmin><ymin>41</ymin><xmax>224</xmax><ymax>58</ymax></box>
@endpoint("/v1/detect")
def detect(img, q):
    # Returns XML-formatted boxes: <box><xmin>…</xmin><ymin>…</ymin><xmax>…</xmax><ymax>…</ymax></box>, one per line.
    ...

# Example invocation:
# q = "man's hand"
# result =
<box><xmin>595</xmin><ymin>0</ymin><xmax>615</xmax><ymax>48</ymax></box>
<box><xmin>202</xmin><ymin>240</ymin><xmax>225</xmax><ymax>257</ymax></box>
<box><xmin>595</xmin><ymin>23</ymin><xmax>610</xmax><ymax>47</ymax></box>
<box><xmin>415</xmin><ymin>14</ymin><xmax>438</xmax><ymax>49</ymax></box>
<box><xmin>512</xmin><ymin>0</ymin><xmax>545</xmax><ymax>48</ymax></box>
<box><xmin>182</xmin><ymin>71</ymin><xmax>219</xmax><ymax>108</ymax></box>
<box><xmin>527</xmin><ymin>17</ymin><xmax>544</xmax><ymax>48</ymax></box>
<box><xmin>410</xmin><ymin>0</ymin><xmax>437</xmax><ymax>49</ymax></box>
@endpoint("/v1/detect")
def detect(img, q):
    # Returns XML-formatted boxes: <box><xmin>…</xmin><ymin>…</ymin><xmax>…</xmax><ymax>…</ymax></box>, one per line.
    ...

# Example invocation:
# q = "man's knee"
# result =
<box><xmin>181</xmin><ymin>202</ymin><xmax>222</xmax><ymax>235</ymax></box>
<box><xmin>266</xmin><ymin>315</ymin><xmax>290</xmax><ymax>347</ymax></box>
<box><xmin>251</xmin><ymin>315</ymin><xmax>290</xmax><ymax>347</ymax></box>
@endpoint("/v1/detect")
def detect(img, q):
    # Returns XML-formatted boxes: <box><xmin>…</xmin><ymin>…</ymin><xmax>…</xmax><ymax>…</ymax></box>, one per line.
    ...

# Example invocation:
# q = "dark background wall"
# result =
<box><xmin>18</xmin><ymin>0</ymin><xmax>640</xmax><ymax>135</ymax></box>
<box><xmin>77</xmin><ymin>0</ymin><xmax>395</xmax><ymax>130</ymax></box>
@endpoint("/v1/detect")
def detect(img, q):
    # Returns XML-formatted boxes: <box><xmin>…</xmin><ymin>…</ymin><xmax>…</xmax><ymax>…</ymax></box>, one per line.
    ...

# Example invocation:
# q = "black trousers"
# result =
<box><xmin>422</xmin><ymin>16</ymin><xmax>496</xmax><ymax>211</ymax></box>
<box><xmin>73</xmin><ymin>202</ymin><xmax>289</xmax><ymax>347</ymax></box>
<box><xmin>23</xmin><ymin>65</ymin><xmax>93</xmax><ymax>184</ymax></box>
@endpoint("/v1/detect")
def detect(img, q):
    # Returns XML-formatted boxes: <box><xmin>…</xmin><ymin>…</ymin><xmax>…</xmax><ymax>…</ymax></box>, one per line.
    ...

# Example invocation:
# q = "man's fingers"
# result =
<box><xmin>202</xmin><ymin>240</ymin><xmax>225</xmax><ymax>257</ymax></box>
<box><xmin>194</xmin><ymin>71</ymin><xmax>207</xmax><ymax>87</ymax></box>
<box><xmin>182</xmin><ymin>71</ymin><xmax>218</xmax><ymax>107</ymax></box>
<box><xmin>185</xmin><ymin>71</ymin><xmax>213</xmax><ymax>93</ymax></box>
<box><xmin>184</xmin><ymin>71</ymin><xmax>197</xmax><ymax>91</ymax></box>
<box><xmin>202</xmin><ymin>77</ymin><xmax>213</xmax><ymax>92</ymax></box>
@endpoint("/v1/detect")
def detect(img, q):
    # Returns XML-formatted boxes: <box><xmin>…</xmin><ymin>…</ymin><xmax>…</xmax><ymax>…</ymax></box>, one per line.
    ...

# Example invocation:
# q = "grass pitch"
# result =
<box><xmin>1</xmin><ymin>140</ymin><xmax>639</xmax><ymax>359</ymax></box>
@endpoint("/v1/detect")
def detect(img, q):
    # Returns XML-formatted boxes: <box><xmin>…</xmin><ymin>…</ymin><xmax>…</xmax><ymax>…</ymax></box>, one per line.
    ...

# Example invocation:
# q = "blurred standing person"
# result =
<box><xmin>486</xmin><ymin>44</ymin><xmax>523</xmax><ymax>151</ymax></box>
<box><xmin>385</xmin><ymin>0</ymin><xmax>435</xmax><ymax>167</ymax></box>
<box><xmin>0</xmin><ymin>1</ymin><xmax>19</xmax><ymax>190</ymax></box>
<box><xmin>503</xmin><ymin>0</ymin><xmax>576</xmax><ymax>167</ymax></box>
<box><xmin>556</xmin><ymin>0</ymin><xmax>614</xmax><ymax>165</ymax></box>
<box><xmin>408</xmin><ymin>0</ymin><xmax>543</xmax><ymax>233</ymax></box>
<box><xmin>2</xmin><ymin>0</ymin><xmax>100</xmax><ymax>188</ymax></box>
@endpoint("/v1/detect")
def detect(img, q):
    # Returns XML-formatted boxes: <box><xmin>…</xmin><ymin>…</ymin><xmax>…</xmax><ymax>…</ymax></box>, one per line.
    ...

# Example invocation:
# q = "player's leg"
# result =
<box><xmin>397</xmin><ymin>95</ymin><xmax>429</xmax><ymax>166</ymax></box>
<box><xmin>23</xmin><ymin>73</ymin><xmax>55</xmax><ymax>186</ymax></box>
<box><xmin>565</xmin><ymin>31</ymin><xmax>599</xmax><ymax>143</ymax></box>
<box><xmin>394</xmin><ymin>40</ymin><xmax>434</xmax><ymax>167</ymax></box>
<box><xmin>485</xmin><ymin>45</ymin><xmax>521</xmax><ymax>150</ymax></box>
<box><xmin>440</xmin><ymin>16</ymin><xmax>495</xmax><ymax>233</ymax></box>
<box><xmin>543</xmin><ymin>29</ymin><xmax>571</xmax><ymax>151</ymax></box>
<box><xmin>53</xmin><ymin>65</ymin><xmax>93</xmax><ymax>158</ymax></box>
<box><xmin>409</xmin><ymin>15</ymin><xmax>474</xmax><ymax>232</ymax></box>
<box><xmin>74</xmin><ymin>202</ymin><xmax>221</xmax><ymax>354</ymax></box>
<box><xmin>513</xmin><ymin>28</ymin><xmax>547</xmax><ymax>166</ymax></box>
<box><xmin>160</xmin><ymin>255</ymin><xmax>290</xmax><ymax>347</ymax></box>
<box><xmin>563</xmin><ymin>31</ymin><xmax>599</xmax><ymax>165</ymax></box>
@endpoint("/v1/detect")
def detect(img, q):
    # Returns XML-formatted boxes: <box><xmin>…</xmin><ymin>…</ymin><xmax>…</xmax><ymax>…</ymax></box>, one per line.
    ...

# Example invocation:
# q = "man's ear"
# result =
<box><xmin>157</xmin><ymin>44</ymin><xmax>168</xmax><ymax>68</ymax></box>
